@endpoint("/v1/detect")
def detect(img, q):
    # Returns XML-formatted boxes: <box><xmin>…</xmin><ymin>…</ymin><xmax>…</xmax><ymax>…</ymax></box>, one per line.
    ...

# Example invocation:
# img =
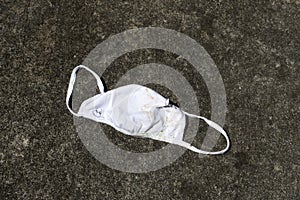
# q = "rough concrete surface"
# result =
<box><xmin>1</xmin><ymin>0</ymin><xmax>299</xmax><ymax>199</ymax></box>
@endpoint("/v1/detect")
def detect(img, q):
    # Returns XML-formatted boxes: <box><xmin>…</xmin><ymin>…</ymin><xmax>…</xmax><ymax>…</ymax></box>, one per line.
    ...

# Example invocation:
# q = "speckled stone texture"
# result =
<box><xmin>1</xmin><ymin>0</ymin><xmax>300</xmax><ymax>199</ymax></box>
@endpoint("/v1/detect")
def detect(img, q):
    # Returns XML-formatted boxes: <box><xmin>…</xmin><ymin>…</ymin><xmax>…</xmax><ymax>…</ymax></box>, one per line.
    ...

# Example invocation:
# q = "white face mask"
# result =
<box><xmin>66</xmin><ymin>65</ymin><xmax>230</xmax><ymax>155</ymax></box>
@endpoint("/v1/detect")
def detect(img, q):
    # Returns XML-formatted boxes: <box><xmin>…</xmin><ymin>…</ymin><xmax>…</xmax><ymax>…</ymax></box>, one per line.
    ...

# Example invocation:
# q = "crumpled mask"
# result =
<box><xmin>66</xmin><ymin>65</ymin><xmax>230</xmax><ymax>155</ymax></box>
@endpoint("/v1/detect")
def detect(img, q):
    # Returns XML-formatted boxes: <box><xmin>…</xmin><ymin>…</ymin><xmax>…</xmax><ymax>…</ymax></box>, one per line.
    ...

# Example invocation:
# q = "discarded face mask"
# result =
<box><xmin>66</xmin><ymin>65</ymin><xmax>230</xmax><ymax>155</ymax></box>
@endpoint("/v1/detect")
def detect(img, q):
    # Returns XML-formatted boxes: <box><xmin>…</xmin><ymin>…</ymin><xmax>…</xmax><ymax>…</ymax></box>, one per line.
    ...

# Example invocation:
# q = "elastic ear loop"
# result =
<box><xmin>66</xmin><ymin>65</ymin><xmax>104</xmax><ymax>117</ymax></box>
<box><xmin>174</xmin><ymin>111</ymin><xmax>230</xmax><ymax>155</ymax></box>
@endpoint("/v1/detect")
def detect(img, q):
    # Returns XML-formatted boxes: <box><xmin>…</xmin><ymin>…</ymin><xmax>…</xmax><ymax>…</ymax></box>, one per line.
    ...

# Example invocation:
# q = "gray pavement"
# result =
<box><xmin>1</xmin><ymin>0</ymin><xmax>299</xmax><ymax>199</ymax></box>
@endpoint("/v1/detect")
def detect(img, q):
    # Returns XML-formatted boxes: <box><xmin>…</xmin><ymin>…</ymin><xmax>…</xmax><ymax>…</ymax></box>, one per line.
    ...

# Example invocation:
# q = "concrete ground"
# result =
<box><xmin>1</xmin><ymin>0</ymin><xmax>299</xmax><ymax>199</ymax></box>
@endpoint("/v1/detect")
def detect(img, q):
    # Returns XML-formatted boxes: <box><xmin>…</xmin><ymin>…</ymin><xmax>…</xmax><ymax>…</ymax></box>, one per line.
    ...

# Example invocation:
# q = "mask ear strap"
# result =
<box><xmin>175</xmin><ymin>111</ymin><xmax>230</xmax><ymax>155</ymax></box>
<box><xmin>66</xmin><ymin>65</ymin><xmax>104</xmax><ymax>117</ymax></box>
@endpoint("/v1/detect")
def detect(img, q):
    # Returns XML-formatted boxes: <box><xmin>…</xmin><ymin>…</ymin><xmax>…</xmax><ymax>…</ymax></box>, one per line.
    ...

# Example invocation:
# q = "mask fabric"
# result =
<box><xmin>66</xmin><ymin>65</ymin><xmax>230</xmax><ymax>155</ymax></box>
